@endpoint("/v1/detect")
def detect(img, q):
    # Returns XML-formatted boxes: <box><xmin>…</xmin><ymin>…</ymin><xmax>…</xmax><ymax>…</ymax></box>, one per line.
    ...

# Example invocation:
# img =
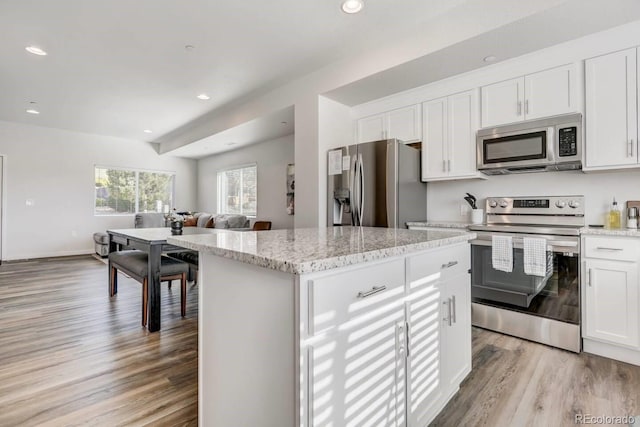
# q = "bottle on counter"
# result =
<box><xmin>606</xmin><ymin>197</ymin><xmax>621</xmax><ymax>229</ymax></box>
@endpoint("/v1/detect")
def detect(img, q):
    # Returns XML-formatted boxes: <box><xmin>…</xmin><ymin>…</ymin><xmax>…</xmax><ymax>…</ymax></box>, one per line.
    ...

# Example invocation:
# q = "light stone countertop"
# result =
<box><xmin>167</xmin><ymin>226</ymin><xmax>476</xmax><ymax>275</ymax></box>
<box><xmin>580</xmin><ymin>227</ymin><xmax>640</xmax><ymax>237</ymax></box>
<box><xmin>406</xmin><ymin>221</ymin><xmax>472</xmax><ymax>229</ymax></box>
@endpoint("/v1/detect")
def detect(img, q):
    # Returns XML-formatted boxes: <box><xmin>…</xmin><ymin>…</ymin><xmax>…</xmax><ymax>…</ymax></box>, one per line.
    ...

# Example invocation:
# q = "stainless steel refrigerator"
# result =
<box><xmin>327</xmin><ymin>139</ymin><xmax>426</xmax><ymax>228</ymax></box>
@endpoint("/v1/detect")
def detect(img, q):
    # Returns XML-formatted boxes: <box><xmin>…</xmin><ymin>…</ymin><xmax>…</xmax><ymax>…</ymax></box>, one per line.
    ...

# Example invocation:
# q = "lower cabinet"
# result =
<box><xmin>582</xmin><ymin>236</ymin><xmax>640</xmax><ymax>365</ymax></box>
<box><xmin>302</xmin><ymin>243</ymin><xmax>471</xmax><ymax>426</ymax></box>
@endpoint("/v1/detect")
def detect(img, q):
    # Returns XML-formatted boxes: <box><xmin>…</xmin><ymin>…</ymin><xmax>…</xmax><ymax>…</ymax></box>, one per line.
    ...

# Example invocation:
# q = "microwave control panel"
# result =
<box><xmin>558</xmin><ymin>126</ymin><xmax>578</xmax><ymax>157</ymax></box>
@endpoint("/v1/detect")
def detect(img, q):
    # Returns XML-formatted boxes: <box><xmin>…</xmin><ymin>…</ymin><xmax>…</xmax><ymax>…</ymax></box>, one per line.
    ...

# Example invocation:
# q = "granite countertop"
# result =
<box><xmin>581</xmin><ymin>227</ymin><xmax>640</xmax><ymax>237</ymax></box>
<box><xmin>167</xmin><ymin>226</ymin><xmax>476</xmax><ymax>275</ymax></box>
<box><xmin>406</xmin><ymin>221</ymin><xmax>472</xmax><ymax>229</ymax></box>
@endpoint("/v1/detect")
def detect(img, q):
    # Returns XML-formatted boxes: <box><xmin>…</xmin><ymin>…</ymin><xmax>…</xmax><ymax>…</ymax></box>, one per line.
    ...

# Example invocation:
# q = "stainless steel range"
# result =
<box><xmin>469</xmin><ymin>195</ymin><xmax>584</xmax><ymax>352</ymax></box>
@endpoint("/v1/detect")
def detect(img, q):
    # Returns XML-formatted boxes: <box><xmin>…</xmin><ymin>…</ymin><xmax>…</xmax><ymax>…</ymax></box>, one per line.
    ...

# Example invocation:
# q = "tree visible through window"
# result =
<box><xmin>95</xmin><ymin>167</ymin><xmax>175</xmax><ymax>215</ymax></box>
<box><xmin>217</xmin><ymin>164</ymin><xmax>257</xmax><ymax>216</ymax></box>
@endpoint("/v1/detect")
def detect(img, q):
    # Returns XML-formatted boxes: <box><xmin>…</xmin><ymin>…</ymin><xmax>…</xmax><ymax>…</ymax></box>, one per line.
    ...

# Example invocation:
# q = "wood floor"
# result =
<box><xmin>433</xmin><ymin>327</ymin><xmax>640</xmax><ymax>427</ymax></box>
<box><xmin>0</xmin><ymin>255</ymin><xmax>198</xmax><ymax>426</ymax></box>
<box><xmin>2</xmin><ymin>256</ymin><xmax>640</xmax><ymax>427</ymax></box>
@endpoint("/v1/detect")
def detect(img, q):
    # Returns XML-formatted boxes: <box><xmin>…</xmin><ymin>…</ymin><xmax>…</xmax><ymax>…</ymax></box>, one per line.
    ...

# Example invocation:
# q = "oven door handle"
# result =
<box><xmin>470</xmin><ymin>238</ymin><xmax>579</xmax><ymax>252</ymax></box>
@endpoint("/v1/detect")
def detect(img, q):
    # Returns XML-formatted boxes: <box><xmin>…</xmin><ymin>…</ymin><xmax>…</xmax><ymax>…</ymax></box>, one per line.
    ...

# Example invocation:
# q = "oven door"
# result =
<box><xmin>470</xmin><ymin>232</ymin><xmax>580</xmax><ymax>324</ymax></box>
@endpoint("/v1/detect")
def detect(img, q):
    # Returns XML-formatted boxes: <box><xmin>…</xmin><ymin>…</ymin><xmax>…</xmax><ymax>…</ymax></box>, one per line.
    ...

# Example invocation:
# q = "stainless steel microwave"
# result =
<box><xmin>476</xmin><ymin>113</ymin><xmax>582</xmax><ymax>175</ymax></box>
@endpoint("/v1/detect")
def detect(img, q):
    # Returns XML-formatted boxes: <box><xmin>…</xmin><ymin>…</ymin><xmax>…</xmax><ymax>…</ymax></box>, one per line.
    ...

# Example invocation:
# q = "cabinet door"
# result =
<box><xmin>422</xmin><ymin>97</ymin><xmax>448</xmax><ymax>180</ymax></box>
<box><xmin>441</xmin><ymin>274</ymin><xmax>472</xmax><ymax>393</ymax></box>
<box><xmin>358</xmin><ymin>113</ymin><xmax>386</xmax><ymax>144</ymax></box>
<box><xmin>309</xmin><ymin>307</ymin><xmax>406</xmax><ymax>426</ymax></box>
<box><xmin>448</xmin><ymin>90</ymin><xmax>478</xmax><ymax>178</ymax></box>
<box><xmin>585</xmin><ymin>48</ymin><xmax>638</xmax><ymax>168</ymax></box>
<box><xmin>480</xmin><ymin>77</ymin><xmax>524</xmax><ymax>127</ymax></box>
<box><xmin>584</xmin><ymin>259</ymin><xmax>639</xmax><ymax>347</ymax></box>
<box><xmin>406</xmin><ymin>274</ymin><xmax>443</xmax><ymax>427</ymax></box>
<box><xmin>388</xmin><ymin>104</ymin><xmax>422</xmax><ymax>143</ymax></box>
<box><xmin>524</xmin><ymin>64</ymin><xmax>575</xmax><ymax>120</ymax></box>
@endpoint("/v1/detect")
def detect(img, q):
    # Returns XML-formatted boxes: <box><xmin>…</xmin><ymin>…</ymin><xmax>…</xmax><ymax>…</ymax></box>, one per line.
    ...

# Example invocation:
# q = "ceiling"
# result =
<box><xmin>2</xmin><ymin>0</ymin><xmax>640</xmax><ymax>159</ymax></box>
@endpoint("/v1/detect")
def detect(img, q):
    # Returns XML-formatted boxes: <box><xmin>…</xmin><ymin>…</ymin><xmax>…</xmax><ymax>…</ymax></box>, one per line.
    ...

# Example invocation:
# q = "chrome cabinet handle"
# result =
<box><xmin>517</xmin><ymin>101</ymin><xmax>522</xmax><ymax>116</ymax></box>
<box><xmin>451</xmin><ymin>295</ymin><xmax>457</xmax><ymax>323</ymax></box>
<box><xmin>587</xmin><ymin>268</ymin><xmax>592</xmax><ymax>287</ymax></box>
<box><xmin>443</xmin><ymin>299</ymin><xmax>452</xmax><ymax>326</ymax></box>
<box><xmin>447</xmin><ymin>159</ymin><xmax>451</xmax><ymax>172</ymax></box>
<box><xmin>357</xmin><ymin>285</ymin><xmax>387</xmax><ymax>299</ymax></box>
<box><xmin>631</xmin><ymin>139</ymin><xmax>635</xmax><ymax>157</ymax></box>
<box><xmin>525</xmin><ymin>99</ymin><xmax>529</xmax><ymax>115</ymax></box>
<box><xmin>442</xmin><ymin>160</ymin><xmax>446</xmax><ymax>172</ymax></box>
<box><xmin>595</xmin><ymin>247</ymin><xmax>623</xmax><ymax>251</ymax></box>
<box><xmin>441</xmin><ymin>260</ymin><xmax>458</xmax><ymax>269</ymax></box>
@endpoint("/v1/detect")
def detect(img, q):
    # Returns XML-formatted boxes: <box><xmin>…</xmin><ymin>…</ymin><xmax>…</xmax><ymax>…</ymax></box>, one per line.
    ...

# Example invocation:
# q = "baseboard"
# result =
<box><xmin>5</xmin><ymin>248</ymin><xmax>94</xmax><ymax>262</ymax></box>
<box><xmin>583</xmin><ymin>339</ymin><xmax>640</xmax><ymax>366</ymax></box>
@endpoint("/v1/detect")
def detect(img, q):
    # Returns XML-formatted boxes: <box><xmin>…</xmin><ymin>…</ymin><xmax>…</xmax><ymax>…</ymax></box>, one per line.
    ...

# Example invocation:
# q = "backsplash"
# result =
<box><xmin>426</xmin><ymin>169</ymin><xmax>640</xmax><ymax>226</ymax></box>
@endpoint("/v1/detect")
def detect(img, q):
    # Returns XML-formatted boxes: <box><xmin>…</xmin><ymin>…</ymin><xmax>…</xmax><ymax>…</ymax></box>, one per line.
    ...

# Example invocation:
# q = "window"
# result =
<box><xmin>217</xmin><ymin>164</ymin><xmax>257</xmax><ymax>216</ymax></box>
<box><xmin>95</xmin><ymin>166</ymin><xmax>175</xmax><ymax>215</ymax></box>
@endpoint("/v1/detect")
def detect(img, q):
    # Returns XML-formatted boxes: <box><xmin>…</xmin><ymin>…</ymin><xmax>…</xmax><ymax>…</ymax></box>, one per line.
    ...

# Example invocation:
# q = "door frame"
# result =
<box><xmin>0</xmin><ymin>154</ymin><xmax>5</xmax><ymax>263</ymax></box>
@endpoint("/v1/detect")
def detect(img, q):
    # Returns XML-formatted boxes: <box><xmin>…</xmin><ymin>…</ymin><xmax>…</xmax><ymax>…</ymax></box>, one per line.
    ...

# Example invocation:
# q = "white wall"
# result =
<box><xmin>197</xmin><ymin>135</ymin><xmax>295</xmax><ymax>230</ymax></box>
<box><xmin>427</xmin><ymin>170</ymin><xmax>640</xmax><ymax>226</ymax></box>
<box><xmin>0</xmin><ymin>120</ymin><xmax>197</xmax><ymax>261</ymax></box>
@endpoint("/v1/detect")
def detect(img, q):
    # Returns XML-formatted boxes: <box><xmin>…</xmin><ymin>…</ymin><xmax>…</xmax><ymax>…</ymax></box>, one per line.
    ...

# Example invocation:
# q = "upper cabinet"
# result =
<box><xmin>480</xmin><ymin>64</ymin><xmax>577</xmax><ymax>128</ymax></box>
<box><xmin>422</xmin><ymin>89</ymin><xmax>484</xmax><ymax>182</ymax></box>
<box><xmin>585</xmin><ymin>48</ymin><xmax>639</xmax><ymax>170</ymax></box>
<box><xmin>357</xmin><ymin>104</ymin><xmax>422</xmax><ymax>144</ymax></box>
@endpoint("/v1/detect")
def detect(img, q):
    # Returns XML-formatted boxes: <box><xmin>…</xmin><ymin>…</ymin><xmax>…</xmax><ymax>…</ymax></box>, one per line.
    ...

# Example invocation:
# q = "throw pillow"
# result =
<box><xmin>196</xmin><ymin>214</ymin><xmax>212</xmax><ymax>228</ymax></box>
<box><xmin>214</xmin><ymin>219</ymin><xmax>229</xmax><ymax>229</ymax></box>
<box><xmin>205</xmin><ymin>217</ymin><xmax>215</xmax><ymax>228</ymax></box>
<box><xmin>183</xmin><ymin>216</ymin><xmax>197</xmax><ymax>227</ymax></box>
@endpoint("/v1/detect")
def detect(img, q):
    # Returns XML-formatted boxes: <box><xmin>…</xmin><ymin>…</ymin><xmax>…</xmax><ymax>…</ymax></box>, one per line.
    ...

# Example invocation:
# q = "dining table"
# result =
<box><xmin>107</xmin><ymin>227</ymin><xmax>222</xmax><ymax>332</ymax></box>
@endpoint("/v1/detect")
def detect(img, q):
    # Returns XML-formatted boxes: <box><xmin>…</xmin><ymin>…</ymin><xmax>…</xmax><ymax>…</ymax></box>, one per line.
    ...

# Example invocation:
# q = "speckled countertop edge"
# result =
<box><xmin>406</xmin><ymin>221</ymin><xmax>472</xmax><ymax>229</ymax></box>
<box><xmin>580</xmin><ymin>227</ymin><xmax>640</xmax><ymax>237</ymax></box>
<box><xmin>168</xmin><ymin>230</ymin><xmax>476</xmax><ymax>275</ymax></box>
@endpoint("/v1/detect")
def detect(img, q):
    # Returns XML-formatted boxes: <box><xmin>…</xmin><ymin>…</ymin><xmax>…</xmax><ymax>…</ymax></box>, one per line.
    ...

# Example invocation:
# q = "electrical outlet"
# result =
<box><xmin>460</xmin><ymin>204</ymin><xmax>471</xmax><ymax>216</ymax></box>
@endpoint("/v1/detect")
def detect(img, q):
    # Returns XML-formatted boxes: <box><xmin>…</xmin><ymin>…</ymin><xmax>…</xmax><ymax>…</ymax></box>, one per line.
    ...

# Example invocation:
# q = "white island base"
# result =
<box><xmin>182</xmin><ymin>228</ymin><xmax>474</xmax><ymax>427</ymax></box>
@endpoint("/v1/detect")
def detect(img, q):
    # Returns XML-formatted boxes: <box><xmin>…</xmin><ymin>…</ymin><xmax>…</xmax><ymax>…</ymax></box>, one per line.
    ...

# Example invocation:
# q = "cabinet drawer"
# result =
<box><xmin>309</xmin><ymin>258</ymin><xmax>405</xmax><ymax>335</ymax></box>
<box><xmin>407</xmin><ymin>244</ymin><xmax>470</xmax><ymax>285</ymax></box>
<box><xmin>584</xmin><ymin>237</ymin><xmax>640</xmax><ymax>262</ymax></box>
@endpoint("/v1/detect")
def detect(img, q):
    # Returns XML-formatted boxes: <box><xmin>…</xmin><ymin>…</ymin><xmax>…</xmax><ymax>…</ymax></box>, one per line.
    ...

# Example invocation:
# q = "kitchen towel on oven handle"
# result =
<box><xmin>523</xmin><ymin>237</ymin><xmax>549</xmax><ymax>277</ymax></box>
<box><xmin>492</xmin><ymin>235</ymin><xmax>513</xmax><ymax>272</ymax></box>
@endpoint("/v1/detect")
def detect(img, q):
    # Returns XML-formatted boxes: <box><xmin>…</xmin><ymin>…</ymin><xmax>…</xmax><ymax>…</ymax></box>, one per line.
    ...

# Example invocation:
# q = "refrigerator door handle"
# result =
<box><xmin>351</xmin><ymin>153</ymin><xmax>358</xmax><ymax>225</ymax></box>
<box><xmin>358</xmin><ymin>153</ymin><xmax>364</xmax><ymax>226</ymax></box>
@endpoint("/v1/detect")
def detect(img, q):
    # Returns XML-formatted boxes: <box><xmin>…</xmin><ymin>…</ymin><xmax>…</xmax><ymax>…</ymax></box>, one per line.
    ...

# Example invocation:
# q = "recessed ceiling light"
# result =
<box><xmin>185</xmin><ymin>45</ymin><xmax>195</xmax><ymax>52</ymax></box>
<box><xmin>342</xmin><ymin>0</ymin><xmax>364</xmax><ymax>14</ymax></box>
<box><xmin>197</xmin><ymin>94</ymin><xmax>210</xmax><ymax>100</ymax></box>
<box><xmin>143</xmin><ymin>129</ymin><xmax>153</xmax><ymax>133</ymax></box>
<box><xmin>281</xmin><ymin>121</ymin><xmax>288</xmax><ymax>125</ymax></box>
<box><xmin>25</xmin><ymin>46</ymin><xmax>47</xmax><ymax>56</ymax></box>
<box><xmin>483</xmin><ymin>55</ymin><xmax>497</xmax><ymax>62</ymax></box>
<box><xmin>225</xmin><ymin>142</ymin><xmax>237</xmax><ymax>146</ymax></box>
<box><xmin>26</xmin><ymin>109</ymin><xmax>40</xmax><ymax>115</ymax></box>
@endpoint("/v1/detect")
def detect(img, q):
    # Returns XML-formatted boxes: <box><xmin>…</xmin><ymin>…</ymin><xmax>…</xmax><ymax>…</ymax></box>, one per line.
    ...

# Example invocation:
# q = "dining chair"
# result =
<box><xmin>109</xmin><ymin>250</ymin><xmax>189</xmax><ymax>327</ymax></box>
<box><xmin>252</xmin><ymin>221</ymin><xmax>272</xmax><ymax>231</ymax></box>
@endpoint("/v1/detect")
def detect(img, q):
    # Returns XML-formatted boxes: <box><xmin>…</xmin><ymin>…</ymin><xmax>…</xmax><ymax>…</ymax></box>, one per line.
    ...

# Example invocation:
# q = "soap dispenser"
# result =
<box><xmin>607</xmin><ymin>197</ymin><xmax>621</xmax><ymax>229</ymax></box>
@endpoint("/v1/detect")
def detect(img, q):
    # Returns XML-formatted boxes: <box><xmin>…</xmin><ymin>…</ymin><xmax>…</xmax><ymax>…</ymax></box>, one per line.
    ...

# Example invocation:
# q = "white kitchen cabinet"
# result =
<box><xmin>582</xmin><ymin>235</ymin><xmax>640</xmax><ymax>365</ymax></box>
<box><xmin>480</xmin><ymin>64</ymin><xmax>576</xmax><ymax>127</ymax></box>
<box><xmin>584</xmin><ymin>259</ymin><xmax>639</xmax><ymax>347</ymax></box>
<box><xmin>357</xmin><ymin>104</ymin><xmax>422</xmax><ymax>144</ymax></box>
<box><xmin>585</xmin><ymin>48</ymin><xmax>639</xmax><ymax>169</ymax></box>
<box><xmin>406</xmin><ymin>243</ymin><xmax>471</xmax><ymax>426</ymax></box>
<box><xmin>307</xmin><ymin>258</ymin><xmax>407</xmax><ymax>427</ymax></box>
<box><xmin>422</xmin><ymin>90</ymin><xmax>484</xmax><ymax>181</ymax></box>
<box><xmin>441</xmin><ymin>272</ymin><xmax>472</xmax><ymax>392</ymax></box>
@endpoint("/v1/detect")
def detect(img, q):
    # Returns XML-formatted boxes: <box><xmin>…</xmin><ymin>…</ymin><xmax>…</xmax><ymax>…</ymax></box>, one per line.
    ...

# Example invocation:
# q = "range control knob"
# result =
<box><xmin>569</xmin><ymin>200</ymin><xmax>581</xmax><ymax>209</ymax></box>
<box><xmin>488</xmin><ymin>199</ymin><xmax>498</xmax><ymax>208</ymax></box>
<box><xmin>499</xmin><ymin>200</ymin><xmax>508</xmax><ymax>208</ymax></box>
<box><xmin>555</xmin><ymin>200</ymin><xmax>566</xmax><ymax>208</ymax></box>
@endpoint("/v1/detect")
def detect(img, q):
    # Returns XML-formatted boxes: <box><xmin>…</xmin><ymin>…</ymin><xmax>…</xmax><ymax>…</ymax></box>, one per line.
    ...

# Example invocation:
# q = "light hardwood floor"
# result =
<box><xmin>433</xmin><ymin>327</ymin><xmax>640</xmax><ymax>427</ymax></box>
<box><xmin>2</xmin><ymin>256</ymin><xmax>640</xmax><ymax>426</ymax></box>
<box><xmin>0</xmin><ymin>255</ymin><xmax>198</xmax><ymax>426</ymax></box>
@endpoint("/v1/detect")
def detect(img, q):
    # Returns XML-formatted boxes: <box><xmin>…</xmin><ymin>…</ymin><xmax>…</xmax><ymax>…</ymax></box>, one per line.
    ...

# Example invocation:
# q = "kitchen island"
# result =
<box><xmin>168</xmin><ymin>226</ymin><xmax>476</xmax><ymax>427</ymax></box>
